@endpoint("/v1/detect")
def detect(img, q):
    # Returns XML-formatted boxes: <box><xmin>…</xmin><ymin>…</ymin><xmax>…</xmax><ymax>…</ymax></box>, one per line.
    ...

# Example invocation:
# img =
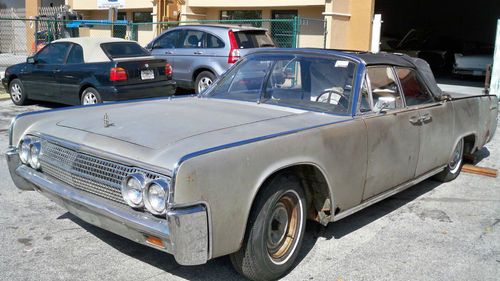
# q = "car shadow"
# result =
<box><xmin>58</xmin><ymin>178</ymin><xmax>442</xmax><ymax>280</ymax></box>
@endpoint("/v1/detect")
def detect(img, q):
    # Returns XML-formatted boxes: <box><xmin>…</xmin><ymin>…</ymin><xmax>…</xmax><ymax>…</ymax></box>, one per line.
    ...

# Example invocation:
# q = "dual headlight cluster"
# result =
<box><xmin>19</xmin><ymin>136</ymin><xmax>42</xmax><ymax>170</ymax></box>
<box><xmin>121</xmin><ymin>173</ymin><xmax>171</xmax><ymax>216</ymax></box>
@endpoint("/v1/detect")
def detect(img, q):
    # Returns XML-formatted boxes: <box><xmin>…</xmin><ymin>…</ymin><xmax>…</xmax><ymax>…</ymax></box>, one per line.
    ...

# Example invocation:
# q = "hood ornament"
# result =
<box><xmin>103</xmin><ymin>113</ymin><xmax>114</xmax><ymax>128</ymax></box>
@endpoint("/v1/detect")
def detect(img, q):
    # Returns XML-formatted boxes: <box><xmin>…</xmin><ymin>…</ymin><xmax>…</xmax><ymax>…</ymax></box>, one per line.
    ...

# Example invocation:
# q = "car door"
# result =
<box><xmin>23</xmin><ymin>43</ymin><xmax>70</xmax><ymax>101</ymax></box>
<box><xmin>150</xmin><ymin>29</ymin><xmax>182</xmax><ymax>80</ymax></box>
<box><xmin>361</xmin><ymin>66</ymin><xmax>421</xmax><ymax>200</ymax></box>
<box><xmin>55</xmin><ymin>43</ymin><xmax>85</xmax><ymax>105</ymax></box>
<box><xmin>20</xmin><ymin>44</ymin><xmax>56</xmax><ymax>100</ymax></box>
<box><xmin>173</xmin><ymin>29</ymin><xmax>207</xmax><ymax>86</ymax></box>
<box><xmin>395</xmin><ymin>67</ymin><xmax>454</xmax><ymax>176</ymax></box>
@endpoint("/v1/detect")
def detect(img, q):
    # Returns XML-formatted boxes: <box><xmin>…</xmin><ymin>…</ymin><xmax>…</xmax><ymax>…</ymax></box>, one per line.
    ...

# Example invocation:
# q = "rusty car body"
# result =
<box><xmin>6</xmin><ymin>49</ymin><xmax>498</xmax><ymax>280</ymax></box>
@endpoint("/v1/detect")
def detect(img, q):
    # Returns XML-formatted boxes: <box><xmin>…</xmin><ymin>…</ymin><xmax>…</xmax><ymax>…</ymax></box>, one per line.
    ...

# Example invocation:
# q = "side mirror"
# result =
<box><xmin>26</xmin><ymin>56</ymin><xmax>36</xmax><ymax>64</ymax></box>
<box><xmin>440</xmin><ymin>93</ymin><xmax>452</xmax><ymax>102</ymax></box>
<box><xmin>151</xmin><ymin>41</ymin><xmax>162</xmax><ymax>49</ymax></box>
<box><xmin>374</xmin><ymin>96</ymin><xmax>396</xmax><ymax>113</ymax></box>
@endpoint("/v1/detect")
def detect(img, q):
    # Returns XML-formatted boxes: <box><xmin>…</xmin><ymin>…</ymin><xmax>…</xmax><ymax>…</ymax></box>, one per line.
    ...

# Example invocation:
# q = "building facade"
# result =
<box><xmin>180</xmin><ymin>0</ymin><xmax>375</xmax><ymax>50</ymax></box>
<box><xmin>24</xmin><ymin>0</ymin><xmax>376</xmax><ymax>50</ymax></box>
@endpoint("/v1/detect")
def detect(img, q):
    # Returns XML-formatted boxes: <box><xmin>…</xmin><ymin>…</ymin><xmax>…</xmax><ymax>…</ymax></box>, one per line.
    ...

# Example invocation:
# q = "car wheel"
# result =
<box><xmin>434</xmin><ymin>138</ymin><xmax>464</xmax><ymax>182</ymax></box>
<box><xmin>194</xmin><ymin>71</ymin><xmax>215</xmax><ymax>95</ymax></box>
<box><xmin>230</xmin><ymin>173</ymin><xmax>306</xmax><ymax>281</ymax></box>
<box><xmin>9</xmin><ymin>79</ymin><xmax>29</xmax><ymax>106</ymax></box>
<box><xmin>81</xmin><ymin>87</ymin><xmax>102</xmax><ymax>105</ymax></box>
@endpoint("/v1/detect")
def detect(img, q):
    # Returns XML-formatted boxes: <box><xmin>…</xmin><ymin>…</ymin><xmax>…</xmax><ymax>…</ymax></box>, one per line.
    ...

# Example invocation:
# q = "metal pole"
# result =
<box><xmin>292</xmin><ymin>16</ymin><xmax>299</xmax><ymax>48</ymax></box>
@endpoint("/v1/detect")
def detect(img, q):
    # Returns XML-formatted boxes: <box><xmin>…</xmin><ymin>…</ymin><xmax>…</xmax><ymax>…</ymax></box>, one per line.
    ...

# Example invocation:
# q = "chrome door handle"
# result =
<box><xmin>421</xmin><ymin>113</ymin><xmax>432</xmax><ymax>122</ymax></box>
<box><xmin>164</xmin><ymin>51</ymin><xmax>173</xmax><ymax>55</ymax></box>
<box><xmin>194</xmin><ymin>51</ymin><xmax>203</xmax><ymax>55</ymax></box>
<box><xmin>409</xmin><ymin>116</ymin><xmax>421</xmax><ymax>125</ymax></box>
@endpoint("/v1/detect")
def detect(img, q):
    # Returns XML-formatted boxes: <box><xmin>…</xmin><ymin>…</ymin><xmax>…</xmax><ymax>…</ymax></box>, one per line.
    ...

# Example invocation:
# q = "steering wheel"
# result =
<box><xmin>315</xmin><ymin>88</ymin><xmax>349</xmax><ymax>108</ymax></box>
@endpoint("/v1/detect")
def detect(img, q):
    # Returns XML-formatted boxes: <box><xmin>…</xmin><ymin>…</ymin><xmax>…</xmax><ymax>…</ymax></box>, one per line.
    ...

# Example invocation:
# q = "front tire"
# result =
<box><xmin>9</xmin><ymin>79</ymin><xmax>29</xmax><ymax>106</ymax></box>
<box><xmin>194</xmin><ymin>71</ymin><xmax>215</xmax><ymax>95</ymax></box>
<box><xmin>230</xmin><ymin>174</ymin><xmax>306</xmax><ymax>281</ymax></box>
<box><xmin>81</xmin><ymin>87</ymin><xmax>102</xmax><ymax>105</ymax></box>
<box><xmin>434</xmin><ymin>138</ymin><xmax>464</xmax><ymax>182</ymax></box>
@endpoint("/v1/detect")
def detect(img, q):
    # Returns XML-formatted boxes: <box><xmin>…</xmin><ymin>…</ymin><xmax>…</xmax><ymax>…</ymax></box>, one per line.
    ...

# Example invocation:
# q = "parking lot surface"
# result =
<box><xmin>0</xmin><ymin>99</ymin><xmax>499</xmax><ymax>281</ymax></box>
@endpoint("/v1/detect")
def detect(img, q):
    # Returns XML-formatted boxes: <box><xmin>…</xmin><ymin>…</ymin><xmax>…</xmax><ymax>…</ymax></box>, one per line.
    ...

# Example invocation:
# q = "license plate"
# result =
<box><xmin>141</xmin><ymin>70</ymin><xmax>154</xmax><ymax>80</ymax></box>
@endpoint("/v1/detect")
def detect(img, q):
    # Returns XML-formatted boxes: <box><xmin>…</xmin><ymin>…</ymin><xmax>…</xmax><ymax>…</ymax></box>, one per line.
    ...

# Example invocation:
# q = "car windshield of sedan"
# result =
<box><xmin>204</xmin><ymin>53</ymin><xmax>357</xmax><ymax>114</ymax></box>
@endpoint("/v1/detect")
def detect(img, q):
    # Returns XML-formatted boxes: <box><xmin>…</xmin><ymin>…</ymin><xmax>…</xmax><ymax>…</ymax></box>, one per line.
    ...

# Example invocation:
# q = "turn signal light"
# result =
<box><xmin>110</xmin><ymin>67</ymin><xmax>127</xmax><ymax>81</ymax></box>
<box><xmin>145</xmin><ymin>235</ymin><xmax>165</xmax><ymax>248</ymax></box>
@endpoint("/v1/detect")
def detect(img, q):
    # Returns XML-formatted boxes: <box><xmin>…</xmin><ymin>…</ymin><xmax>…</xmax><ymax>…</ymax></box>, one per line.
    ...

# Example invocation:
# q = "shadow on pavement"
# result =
<box><xmin>57</xmin><ymin>178</ymin><xmax>442</xmax><ymax>280</ymax></box>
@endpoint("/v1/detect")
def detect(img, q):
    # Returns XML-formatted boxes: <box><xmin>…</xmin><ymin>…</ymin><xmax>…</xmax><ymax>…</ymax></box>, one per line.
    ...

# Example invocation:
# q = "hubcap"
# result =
<box><xmin>197</xmin><ymin>77</ymin><xmax>213</xmax><ymax>93</ymax></box>
<box><xmin>448</xmin><ymin>139</ymin><xmax>463</xmax><ymax>173</ymax></box>
<box><xmin>10</xmin><ymin>83</ymin><xmax>22</xmax><ymax>102</ymax></box>
<box><xmin>266</xmin><ymin>190</ymin><xmax>303</xmax><ymax>265</ymax></box>
<box><xmin>83</xmin><ymin>92</ymin><xmax>97</xmax><ymax>105</ymax></box>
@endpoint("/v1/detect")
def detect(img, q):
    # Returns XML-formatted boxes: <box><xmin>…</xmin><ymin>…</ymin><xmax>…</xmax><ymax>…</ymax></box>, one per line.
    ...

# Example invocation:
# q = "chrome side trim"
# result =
<box><xmin>332</xmin><ymin>165</ymin><xmax>446</xmax><ymax>221</ymax></box>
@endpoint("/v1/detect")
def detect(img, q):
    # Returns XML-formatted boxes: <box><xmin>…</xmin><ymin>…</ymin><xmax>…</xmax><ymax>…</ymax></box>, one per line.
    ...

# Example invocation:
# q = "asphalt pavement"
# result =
<box><xmin>0</xmin><ymin>99</ymin><xmax>499</xmax><ymax>281</ymax></box>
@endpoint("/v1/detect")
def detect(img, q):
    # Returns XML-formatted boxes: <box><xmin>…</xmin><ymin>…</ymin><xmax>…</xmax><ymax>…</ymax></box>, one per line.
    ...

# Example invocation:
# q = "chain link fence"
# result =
<box><xmin>0</xmin><ymin>17</ymin><xmax>326</xmax><ymax>69</ymax></box>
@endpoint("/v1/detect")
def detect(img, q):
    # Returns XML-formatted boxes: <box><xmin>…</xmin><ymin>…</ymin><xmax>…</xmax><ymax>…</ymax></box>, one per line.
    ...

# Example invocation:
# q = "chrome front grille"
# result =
<box><xmin>39</xmin><ymin>140</ymin><xmax>162</xmax><ymax>205</ymax></box>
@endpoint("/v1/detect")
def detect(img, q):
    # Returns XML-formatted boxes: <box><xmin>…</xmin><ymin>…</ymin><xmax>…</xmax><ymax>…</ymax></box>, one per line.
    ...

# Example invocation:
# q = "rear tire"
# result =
<box><xmin>9</xmin><ymin>79</ymin><xmax>29</xmax><ymax>106</ymax></box>
<box><xmin>81</xmin><ymin>87</ymin><xmax>102</xmax><ymax>105</ymax></box>
<box><xmin>434</xmin><ymin>138</ymin><xmax>464</xmax><ymax>182</ymax></box>
<box><xmin>194</xmin><ymin>71</ymin><xmax>215</xmax><ymax>95</ymax></box>
<box><xmin>230</xmin><ymin>173</ymin><xmax>306</xmax><ymax>281</ymax></box>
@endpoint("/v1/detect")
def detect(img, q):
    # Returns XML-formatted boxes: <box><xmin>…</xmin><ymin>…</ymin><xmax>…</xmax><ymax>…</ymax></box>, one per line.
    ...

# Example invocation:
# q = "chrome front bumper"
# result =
<box><xmin>6</xmin><ymin>148</ymin><xmax>208</xmax><ymax>266</ymax></box>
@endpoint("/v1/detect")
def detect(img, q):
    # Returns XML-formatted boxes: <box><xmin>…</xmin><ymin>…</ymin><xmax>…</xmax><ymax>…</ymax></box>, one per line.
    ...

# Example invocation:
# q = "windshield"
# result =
<box><xmin>205</xmin><ymin>53</ymin><xmax>357</xmax><ymax>114</ymax></box>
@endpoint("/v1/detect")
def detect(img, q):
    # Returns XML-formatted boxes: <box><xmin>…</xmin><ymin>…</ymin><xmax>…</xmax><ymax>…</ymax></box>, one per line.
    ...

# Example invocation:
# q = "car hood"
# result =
<box><xmin>18</xmin><ymin>97</ymin><xmax>350</xmax><ymax>173</ymax></box>
<box><xmin>56</xmin><ymin>97</ymin><xmax>301</xmax><ymax>150</ymax></box>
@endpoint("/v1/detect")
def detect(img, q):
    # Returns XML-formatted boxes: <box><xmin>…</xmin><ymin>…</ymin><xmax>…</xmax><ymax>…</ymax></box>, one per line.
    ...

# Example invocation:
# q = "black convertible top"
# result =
<box><xmin>248</xmin><ymin>48</ymin><xmax>444</xmax><ymax>98</ymax></box>
<box><xmin>357</xmin><ymin>52</ymin><xmax>443</xmax><ymax>98</ymax></box>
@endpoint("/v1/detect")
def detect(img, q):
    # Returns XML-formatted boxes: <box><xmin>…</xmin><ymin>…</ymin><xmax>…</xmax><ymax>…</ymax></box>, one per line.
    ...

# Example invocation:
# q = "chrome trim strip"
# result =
<box><xmin>332</xmin><ymin>165</ymin><xmax>446</xmax><ymax>221</ymax></box>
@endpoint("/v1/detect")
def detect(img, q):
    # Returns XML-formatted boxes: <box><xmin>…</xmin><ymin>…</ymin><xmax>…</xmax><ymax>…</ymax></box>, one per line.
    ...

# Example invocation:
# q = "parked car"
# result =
<box><xmin>2</xmin><ymin>37</ymin><xmax>176</xmax><ymax>106</ymax></box>
<box><xmin>453</xmin><ymin>53</ymin><xmax>493</xmax><ymax>76</ymax></box>
<box><xmin>6</xmin><ymin>49</ymin><xmax>498</xmax><ymax>281</ymax></box>
<box><xmin>146</xmin><ymin>24</ymin><xmax>275</xmax><ymax>94</ymax></box>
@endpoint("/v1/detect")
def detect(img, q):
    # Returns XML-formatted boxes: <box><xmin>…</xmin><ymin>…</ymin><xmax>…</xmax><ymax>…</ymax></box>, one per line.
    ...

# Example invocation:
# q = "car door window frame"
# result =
<box><xmin>394</xmin><ymin>67</ymin><xmax>436</xmax><ymax>108</ymax></box>
<box><xmin>35</xmin><ymin>42</ymin><xmax>72</xmax><ymax>65</ymax></box>
<box><xmin>64</xmin><ymin>43</ymin><xmax>84</xmax><ymax>64</ymax></box>
<box><xmin>154</xmin><ymin>29</ymin><xmax>183</xmax><ymax>49</ymax></box>
<box><xmin>359</xmin><ymin>65</ymin><xmax>406</xmax><ymax>115</ymax></box>
<box><xmin>179</xmin><ymin>29</ymin><xmax>206</xmax><ymax>49</ymax></box>
<box><xmin>205</xmin><ymin>31</ymin><xmax>225</xmax><ymax>48</ymax></box>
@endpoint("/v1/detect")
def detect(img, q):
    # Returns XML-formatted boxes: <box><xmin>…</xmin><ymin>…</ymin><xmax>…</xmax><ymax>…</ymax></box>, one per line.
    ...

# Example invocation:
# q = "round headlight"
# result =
<box><xmin>19</xmin><ymin>138</ymin><xmax>32</xmax><ymax>164</ymax></box>
<box><xmin>143</xmin><ymin>179</ymin><xmax>170</xmax><ymax>215</ymax></box>
<box><xmin>121</xmin><ymin>173</ymin><xmax>146</xmax><ymax>208</ymax></box>
<box><xmin>28</xmin><ymin>141</ymin><xmax>42</xmax><ymax>170</ymax></box>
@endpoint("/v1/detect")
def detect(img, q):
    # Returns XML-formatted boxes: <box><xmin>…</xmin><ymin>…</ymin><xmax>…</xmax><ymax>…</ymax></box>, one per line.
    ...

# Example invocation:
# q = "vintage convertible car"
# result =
<box><xmin>6</xmin><ymin>49</ymin><xmax>498</xmax><ymax>281</ymax></box>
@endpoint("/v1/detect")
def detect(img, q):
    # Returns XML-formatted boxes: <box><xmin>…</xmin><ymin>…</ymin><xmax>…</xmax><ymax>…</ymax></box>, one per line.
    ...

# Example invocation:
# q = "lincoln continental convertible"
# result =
<box><xmin>6</xmin><ymin>49</ymin><xmax>498</xmax><ymax>281</ymax></box>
